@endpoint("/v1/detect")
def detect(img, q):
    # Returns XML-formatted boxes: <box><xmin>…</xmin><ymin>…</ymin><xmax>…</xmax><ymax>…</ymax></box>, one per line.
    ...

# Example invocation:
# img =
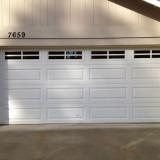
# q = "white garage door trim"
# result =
<box><xmin>1</xmin><ymin>49</ymin><xmax>160</xmax><ymax>124</ymax></box>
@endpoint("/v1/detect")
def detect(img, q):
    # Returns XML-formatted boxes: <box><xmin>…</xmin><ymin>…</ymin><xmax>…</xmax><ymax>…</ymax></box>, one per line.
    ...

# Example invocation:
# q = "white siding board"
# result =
<box><xmin>86</xmin><ymin>0</ymin><xmax>94</xmax><ymax>26</ymax></box>
<box><xmin>131</xmin><ymin>11</ymin><xmax>139</xmax><ymax>26</ymax></box>
<box><xmin>56</xmin><ymin>0</ymin><xmax>64</xmax><ymax>26</ymax></box>
<box><xmin>2</xmin><ymin>0</ymin><xmax>10</xmax><ymax>27</ymax></box>
<box><xmin>138</xmin><ymin>13</ymin><xmax>147</xmax><ymax>26</ymax></box>
<box><xmin>25</xmin><ymin>0</ymin><xmax>33</xmax><ymax>26</ymax></box>
<box><xmin>41</xmin><ymin>0</ymin><xmax>48</xmax><ymax>26</ymax></box>
<box><xmin>17</xmin><ymin>0</ymin><xmax>25</xmax><ymax>26</ymax></box>
<box><xmin>71</xmin><ymin>0</ymin><xmax>79</xmax><ymax>27</ymax></box>
<box><xmin>123</xmin><ymin>7</ymin><xmax>132</xmax><ymax>25</ymax></box>
<box><xmin>79</xmin><ymin>0</ymin><xmax>86</xmax><ymax>26</ymax></box>
<box><xmin>0</xmin><ymin>0</ymin><xmax>2</xmax><ymax>27</ymax></box>
<box><xmin>33</xmin><ymin>0</ymin><xmax>41</xmax><ymax>26</ymax></box>
<box><xmin>101</xmin><ymin>0</ymin><xmax>109</xmax><ymax>27</ymax></box>
<box><xmin>48</xmin><ymin>0</ymin><xmax>56</xmax><ymax>26</ymax></box>
<box><xmin>93</xmin><ymin>0</ymin><xmax>101</xmax><ymax>26</ymax></box>
<box><xmin>116</xmin><ymin>1</ymin><xmax>124</xmax><ymax>26</ymax></box>
<box><xmin>10</xmin><ymin>0</ymin><xmax>18</xmax><ymax>26</ymax></box>
<box><xmin>108</xmin><ymin>1</ymin><xmax>116</xmax><ymax>26</ymax></box>
<box><xmin>64</xmin><ymin>0</ymin><xmax>71</xmax><ymax>27</ymax></box>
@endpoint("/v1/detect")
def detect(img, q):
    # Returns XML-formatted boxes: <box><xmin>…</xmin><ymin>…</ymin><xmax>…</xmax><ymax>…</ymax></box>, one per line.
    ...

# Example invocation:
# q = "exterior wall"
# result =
<box><xmin>0</xmin><ymin>0</ymin><xmax>160</xmax><ymax>47</ymax></box>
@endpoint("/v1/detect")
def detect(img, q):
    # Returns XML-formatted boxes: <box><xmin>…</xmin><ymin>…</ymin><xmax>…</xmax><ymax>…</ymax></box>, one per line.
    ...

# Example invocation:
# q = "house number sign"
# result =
<box><xmin>8</xmin><ymin>32</ymin><xmax>26</xmax><ymax>38</ymax></box>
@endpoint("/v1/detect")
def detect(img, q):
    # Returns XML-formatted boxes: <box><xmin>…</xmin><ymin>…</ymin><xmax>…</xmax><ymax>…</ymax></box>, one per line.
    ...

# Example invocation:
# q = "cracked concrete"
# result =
<box><xmin>0</xmin><ymin>124</ymin><xmax>160</xmax><ymax>160</ymax></box>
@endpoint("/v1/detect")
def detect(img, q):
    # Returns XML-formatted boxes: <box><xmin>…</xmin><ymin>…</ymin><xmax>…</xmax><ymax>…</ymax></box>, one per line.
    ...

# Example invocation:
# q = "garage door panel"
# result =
<box><xmin>132</xmin><ymin>104</ymin><xmax>160</xmax><ymax>122</ymax></box>
<box><xmin>90</xmin><ymin>87</ymin><xmax>127</xmax><ymax>99</ymax></box>
<box><xmin>132</xmin><ymin>68</ymin><xmax>160</xmax><ymax>84</ymax></box>
<box><xmin>5</xmin><ymin>69</ymin><xmax>41</xmax><ymax>80</ymax></box>
<box><xmin>5</xmin><ymin>89</ymin><xmax>41</xmax><ymax>100</ymax></box>
<box><xmin>2</xmin><ymin>108</ymin><xmax>42</xmax><ymax>120</ymax></box>
<box><xmin>47</xmin><ymin>68</ymin><xmax>84</xmax><ymax>80</ymax></box>
<box><xmin>47</xmin><ymin>108</ymin><xmax>84</xmax><ymax>119</ymax></box>
<box><xmin>133</xmin><ymin>87</ymin><xmax>160</xmax><ymax>99</ymax></box>
<box><xmin>89</xmin><ymin>107</ymin><xmax>127</xmax><ymax>119</ymax></box>
<box><xmin>133</xmin><ymin>108</ymin><xmax>160</xmax><ymax>118</ymax></box>
<box><xmin>2</xmin><ymin>67</ymin><xmax>42</xmax><ymax>85</ymax></box>
<box><xmin>90</xmin><ymin>68</ymin><xmax>126</xmax><ymax>80</ymax></box>
<box><xmin>47</xmin><ymin>88</ymin><xmax>84</xmax><ymax>100</ymax></box>
<box><xmin>47</xmin><ymin>103</ymin><xmax>85</xmax><ymax>108</ymax></box>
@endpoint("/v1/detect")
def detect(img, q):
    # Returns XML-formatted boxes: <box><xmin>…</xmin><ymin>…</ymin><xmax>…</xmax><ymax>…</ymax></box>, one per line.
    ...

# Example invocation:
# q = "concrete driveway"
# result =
<box><xmin>0</xmin><ymin>124</ymin><xmax>160</xmax><ymax>160</ymax></box>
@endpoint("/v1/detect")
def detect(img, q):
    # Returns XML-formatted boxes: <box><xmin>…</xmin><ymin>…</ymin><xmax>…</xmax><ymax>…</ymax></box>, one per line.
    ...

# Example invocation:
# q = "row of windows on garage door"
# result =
<box><xmin>3</xmin><ymin>50</ymin><xmax>160</xmax><ymax>60</ymax></box>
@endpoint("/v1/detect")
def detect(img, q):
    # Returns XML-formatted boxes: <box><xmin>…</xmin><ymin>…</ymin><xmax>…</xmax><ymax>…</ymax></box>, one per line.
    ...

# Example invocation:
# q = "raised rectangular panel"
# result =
<box><xmin>5</xmin><ymin>69</ymin><xmax>41</xmax><ymax>80</ymax></box>
<box><xmin>90</xmin><ymin>88</ymin><xmax>126</xmax><ymax>99</ymax></box>
<box><xmin>47</xmin><ymin>88</ymin><xmax>83</xmax><ymax>99</ymax></box>
<box><xmin>3</xmin><ymin>109</ymin><xmax>41</xmax><ymax>120</ymax></box>
<box><xmin>133</xmin><ymin>108</ymin><xmax>160</xmax><ymax>118</ymax></box>
<box><xmin>133</xmin><ymin>68</ymin><xmax>160</xmax><ymax>79</ymax></box>
<box><xmin>47</xmin><ymin>108</ymin><xmax>84</xmax><ymax>119</ymax></box>
<box><xmin>6</xmin><ymin>89</ymin><xmax>41</xmax><ymax>100</ymax></box>
<box><xmin>90</xmin><ymin>68</ymin><xmax>126</xmax><ymax>80</ymax></box>
<box><xmin>47</xmin><ymin>69</ymin><xmax>83</xmax><ymax>80</ymax></box>
<box><xmin>90</xmin><ymin>108</ymin><xmax>127</xmax><ymax>118</ymax></box>
<box><xmin>133</xmin><ymin>88</ymin><xmax>160</xmax><ymax>99</ymax></box>
<box><xmin>47</xmin><ymin>104</ymin><xmax>84</xmax><ymax>108</ymax></box>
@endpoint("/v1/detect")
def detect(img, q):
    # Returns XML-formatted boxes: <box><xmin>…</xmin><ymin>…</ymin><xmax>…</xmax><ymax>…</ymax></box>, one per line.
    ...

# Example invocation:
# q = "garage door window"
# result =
<box><xmin>134</xmin><ymin>50</ymin><xmax>160</xmax><ymax>59</ymax></box>
<box><xmin>5</xmin><ymin>51</ymin><xmax>21</xmax><ymax>60</ymax></box>
<box><xmin>152</xmin><ymin>50</ymin><xmax>160</xmax><ymax>58</ymax></box>
<box><xmin>91</xmin><ymin>51</ymin><xmax>125</xmax><ymax>59</ymax></box>
<box><xmin>134</xmin><ymin>50</ymin><xmax>150</xmax><ymax>59</ymax></box>
<box><xmin>109</xmin><ymin>51</ymin><xmax>125</xmax><ymax>59</ymax></box>
<box><xmin>5</xmin><ymin>51</ymin><xmax>40</xmax><ymax>60</ymax></box>
<box><xmin>22</xmin><ymin>51</ymin><xmax>39</xmax><ymax>60</ymax></box>
<box><xmin>48</xmin><ymin>51</ymin><xmax>82</xmax><ymax>60</ymax></box>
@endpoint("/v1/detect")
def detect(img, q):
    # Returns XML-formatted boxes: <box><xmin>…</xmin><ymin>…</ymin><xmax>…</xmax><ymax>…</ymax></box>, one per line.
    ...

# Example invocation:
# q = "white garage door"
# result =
<box><xmin>0</xmin><ymin>49</ymin><xmax>160</xmax><ymax>124</ymax></box>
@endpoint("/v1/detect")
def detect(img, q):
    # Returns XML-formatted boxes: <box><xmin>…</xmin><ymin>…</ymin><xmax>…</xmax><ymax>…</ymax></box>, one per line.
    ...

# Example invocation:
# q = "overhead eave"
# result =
<box><xmin>141</xmin><ymin>0</ymin><xmax>160</xmax><ymax>8</ymax></box>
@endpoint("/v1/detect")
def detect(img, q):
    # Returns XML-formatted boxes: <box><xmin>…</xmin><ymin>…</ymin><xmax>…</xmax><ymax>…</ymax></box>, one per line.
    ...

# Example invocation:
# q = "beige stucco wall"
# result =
<box><xmin>0</xmin><ymin>0</ymin><xmax>160</xmax><ymax>47</ymax></box>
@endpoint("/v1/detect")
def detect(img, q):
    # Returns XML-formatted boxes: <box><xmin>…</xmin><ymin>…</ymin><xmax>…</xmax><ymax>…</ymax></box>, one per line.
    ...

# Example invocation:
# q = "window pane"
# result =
<box><xmin>5</xmin><ymin>56</ymin><xmax>21</xmax><ymax>60</ymax></box>
<box><xmin>109</xmin><ymin>51</ymin><xmax>125</xmax><ymax>54</ymax></box>
<box><xmin>67</xmin><ymin>56</ymin><xmax>82</xmax><ymax>59</ymax></box>
<box><xmin>5</xmin><ymin>51</ymin><xmax>21</xmax><ymax>55</ymax></box>
<box><xmin>66</xmin><ymin>51</ymin><xmax>82</xmax><ymax>59</ymax></box>
<box><xmin>134</xmin><ymin>50</ymin><xmax>150</xmax><ymax>54</ymax></box>
<box><xmin>109</xmin><ymin>55</ymin><xmax>125</xmax><ymax>59</ymax></box>
<box><xmin>134</xmin><ymin>55</ymin><xmax>150</xmax><ymax>58</ymax></box>
<box><xmin>23</xmin><ymin>56</ymin><xmax>39</xmax><ymax>60</ymax></box>
<box><xmin>49</xmin><ymin>51</ymin><xmax>65</xmax><ymax>55</ymax></box>
<box><xmin>91</xmin><ymin>51</ymin><xmax>107</xmax><ymax>55</ymax></box>
<box><xmin>49</xmin><ymin>56</ymin><xmax>65</xmax><ymax>59</ymax></box>
<box><xmin>23</xmin><ymin>51</ymin><xmax>39</xmax><ymax>55</ymax></box>
<box><xmin>5</xmin><ymin>51</ymin><xmax>21</xmax><ymax>60</ymax></box>
<box><xmin>152</xmin><ymin>50</ymin><xmax>160</xmax><ymax>53</ymax></box>
<box><xmin>91</xmin><ymin>56</ymin><xmax>107</xmax><ymax>59</ymax></box>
